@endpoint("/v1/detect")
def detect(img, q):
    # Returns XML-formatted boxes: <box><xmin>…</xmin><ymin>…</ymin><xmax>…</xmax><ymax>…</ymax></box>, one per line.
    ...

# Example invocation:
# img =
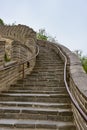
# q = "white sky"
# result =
<box><xmin>0</xmin><ymin>0</ymin><xmax>87</xmax><ymax>55</ymax></box>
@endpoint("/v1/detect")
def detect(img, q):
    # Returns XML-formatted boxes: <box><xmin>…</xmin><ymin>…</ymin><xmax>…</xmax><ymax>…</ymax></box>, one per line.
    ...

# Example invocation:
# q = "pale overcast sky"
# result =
<box><xmin>0</xmin><ymin>0</ymin><xmax>87</xmax><ymax>55</ymax></box>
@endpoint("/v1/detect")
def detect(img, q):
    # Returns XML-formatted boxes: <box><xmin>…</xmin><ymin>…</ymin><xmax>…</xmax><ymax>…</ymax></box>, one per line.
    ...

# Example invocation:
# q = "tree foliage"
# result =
<box><xmin>37</xmin><ymin>28</ymin><xmax>57</xmax><ymax>42</ymax></box>
<box><xmin>81</xmin><ymin>57</ymin><xmax>87</xmax><ymax>73</ymax></box>
<box><xmin>37</xmin><ymin>29</ymin><xmax>48</xmax><ymax>40</ymax></box>
<box><xmin>0</xmin><ymin>18</ymin><xmax>4</xmax><ymax>25</ymax></box>
<box><xmin>74</xmin><ymin>50</ymin><xmax>87</xmax><ymax>73</ymax></box>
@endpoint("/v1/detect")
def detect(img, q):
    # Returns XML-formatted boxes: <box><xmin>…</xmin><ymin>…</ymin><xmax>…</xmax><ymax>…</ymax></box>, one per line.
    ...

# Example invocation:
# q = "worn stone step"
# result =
<box><xmin>34</xmin><ymin>64</ymin><xmax>64</xmax><ymax>68</ymax></box>
<box><xmin>35</xmin><ymin>65</ymin><xmax>63</xmax><ymax>68</ymax></box>
<box><xmin>35</xmin><ymin>61</ymin><xmax>63</xmax><ymax>64</ymax></box>
<box><xmin>32</xmin><ymin>68</ymin><xmax>64</xmax><ymax>71</ymax></box>
<box><xmin>0</xmin><ymin>119</ymin><xmax>76</xmax><ymax>130</ymax></box>
<box><xmin>8</xmin><ymin>84</ymin><xmax>66</xmax><ymax>89</ymax></box>
<box><xmin>33</xmin><ymin>68</ymin><xmax>64</xmax><ymax>71</ymax></box>
<box><xmin>0</xmin><ymin>101</ymin><xmax>71</xmax><ymax>109</ymax></box>
<box><xmin>0</xmin><ymin>106</ymin><xmax>73</xmax><ymax>121</ymax></box>
<box><xmin>36</xmin><ymin>58</ymin><xmax>63</xmax><ymax>61</ymax></box>
<box><xmin>33</xmin><ymin>70</ymin><xmax>64</xmax><ymax>74</ymax></box>
<box><xmin>17</xmin><ymin>79</ymin><xmax>64</xmax><ymax>83</ymax></box>
<box><xmin>0</xmin><ymin>93</ymin><xmax>71</xmax><ymax>103</ymax></box>
<box><xmin>35</xmin><ymin>62</ymin><xmax>63</xmax><ymax>64</ymax></box>
<box><xmin>27</xmin><ymin>72</ymin><xmax>63</xmax><ymax>76</ymax></box>
<box><xmin>10</xmin><ymin>83</ymin><xmax>65</xmax><ymax>88</ymax></box>
<box><xmin>33</xmin><ymin>70</ymin><xmax>64</xmax><ymax>73</ymax></box>
<box><xmin>16</xmin><ymin>79</ymin><xmax>64</xmax><ymax>84</ymax></box>
<box><xmin>2</xmin><ymin>89</ymin><xmax>67</xmax><ymax>94</ymax></box>
<box><xmin>26</xmin><ymin>76</ymin><xmax>63</xmax><ymax>80</ymax></box>
<box><xmin>26</xmin><ymin>75</ymin><xmax>63</xmax><ymax>80</ymax></box>
<box><xmin>35</xmin><ymin>64</ymin><xmax>63</xmax><ymax>67</ymax></box>
<box><xmin>9</xmin><ymin>86</ymin><xmax>67</xmax><ymax>92</ymax></box>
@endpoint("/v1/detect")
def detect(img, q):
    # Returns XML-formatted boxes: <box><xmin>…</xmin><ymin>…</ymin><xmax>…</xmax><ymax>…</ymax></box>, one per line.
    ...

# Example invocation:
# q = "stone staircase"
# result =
<box><xmin>0</xmin><ymin>45</ymin><xmax>76</xmax><ymax>130</ymax></box>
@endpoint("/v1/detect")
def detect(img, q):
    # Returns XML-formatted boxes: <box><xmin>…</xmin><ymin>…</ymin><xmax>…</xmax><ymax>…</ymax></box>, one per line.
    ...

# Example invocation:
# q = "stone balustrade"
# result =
<box><xmin>58</xmin><ymin>44</ymin><xmax>87</xmax><ymax>130</ymax></box>
<box><xmin>37</xmin><ymin>39</ymin><xmax>87</xmax><ymax>130</ymax></box>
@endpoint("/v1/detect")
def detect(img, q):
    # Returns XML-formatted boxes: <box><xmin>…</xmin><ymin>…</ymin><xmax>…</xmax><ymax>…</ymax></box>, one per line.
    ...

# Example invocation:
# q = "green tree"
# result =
<box><xmin>37</xmin><ymin>28</ymin><xmax>57</xmax><ymax>43</ymax></box>
<box><xmin>37</xmin><ymin>29</ymin><xmax>48</xmax><ymax>40</ymax></box>
<box><xmin>81</xmin><ymin>57</ymin><xmax>87</xmax><ymax>73</ymax></box>
<box><xmin>0</xmin><ymin>18</ymin><xmax>4</xmax><ymax>25</ymax></box>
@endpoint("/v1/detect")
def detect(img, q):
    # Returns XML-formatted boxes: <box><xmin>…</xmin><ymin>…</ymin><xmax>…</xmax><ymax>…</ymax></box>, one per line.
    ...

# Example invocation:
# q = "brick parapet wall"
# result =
<box><xmin>0</xmin><ymin>25</ymin><xmax>36</xmax><ymax>45</ymax></box>
<box><xmin>0</xmin><ymin>25</ymin><xmax>37</xmax><ymax>91</ymax></box>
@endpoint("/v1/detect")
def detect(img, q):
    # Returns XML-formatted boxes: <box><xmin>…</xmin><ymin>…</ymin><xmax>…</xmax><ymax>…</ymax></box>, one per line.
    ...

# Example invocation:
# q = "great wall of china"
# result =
<box><xmin>0</xmin><ymin>25</ymin><xmax>87</xmax><ymax>130</ymax></box>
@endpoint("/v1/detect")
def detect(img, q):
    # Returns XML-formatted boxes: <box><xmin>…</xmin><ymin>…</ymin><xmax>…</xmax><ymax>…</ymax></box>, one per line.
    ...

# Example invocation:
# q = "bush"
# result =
<box><xmin>0</xmin><ymin>18</ymin><xmax>4</xmax><ymax>25</ymax></box>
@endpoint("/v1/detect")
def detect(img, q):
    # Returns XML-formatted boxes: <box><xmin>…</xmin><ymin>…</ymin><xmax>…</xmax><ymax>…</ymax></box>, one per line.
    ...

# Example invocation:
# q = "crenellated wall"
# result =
<box><xmin>0</xmin><ymin>25</ymin><xmax>37</xmax><ymax>91</ymax></box>
<box><xmin>0</xmin><ymin>24</ymin><xmax>36</xmax><ymax>52</ymax></box>
<box><xmin>37</xmin><ymin>39</ymin><xmax>87</xmax><ymax>130</ymax></box>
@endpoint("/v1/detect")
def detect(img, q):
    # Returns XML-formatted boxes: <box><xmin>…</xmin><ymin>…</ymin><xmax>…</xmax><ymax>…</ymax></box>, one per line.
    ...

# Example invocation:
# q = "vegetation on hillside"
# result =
<box><xmin>0</xmin><ymin>18</ymin><xmax>4</xmax><ymax>25</ymax></box>
<box><xmin>37</xmin><ymin>28</ymin><xmax>57</xmax><ymax>43</ymax></box>
<box><xmin>37</xmin><ymin>29</ymin><xmax>48</xmax><ymax>40</ymax></box>
<box><xmin>74</xmin><ymin>50</ymin><xmax>87</xmax><ymax>73</ymax></box>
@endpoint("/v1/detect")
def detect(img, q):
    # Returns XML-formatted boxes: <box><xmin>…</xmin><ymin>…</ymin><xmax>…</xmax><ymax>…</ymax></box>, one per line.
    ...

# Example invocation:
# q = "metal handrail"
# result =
<box><xmin>53</xmin><ymin>43</ymin><xmax>87</xmax><ymax>122</ymax></box>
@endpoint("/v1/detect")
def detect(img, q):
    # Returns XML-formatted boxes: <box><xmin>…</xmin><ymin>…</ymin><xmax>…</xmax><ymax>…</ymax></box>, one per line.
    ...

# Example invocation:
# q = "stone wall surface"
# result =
<box><xmin>57</xmin><ymin>43</ymin><xmax>87</xmax><ymax>130</ymax></box>
<box><xmin>37</xmin><ymin>39</ymin><xmax>87</xmax><ymax>130</ymax></box>
<box><xmin>0</xmin><ymin>41</ymin><xmax>5</xmax><ymax>66</ymax></box>
<box><xmin>0</xmin><ymin>25</ymin><xmax>37</xmax><ymax>91</ymax></box>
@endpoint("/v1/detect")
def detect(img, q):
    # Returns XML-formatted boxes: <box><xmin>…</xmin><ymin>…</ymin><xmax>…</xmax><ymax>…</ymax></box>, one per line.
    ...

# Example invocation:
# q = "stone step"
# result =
<box><xmin>35</xmin><ymin>60</ymin><xmax>63</xmax><ymax>64</ymax></box>
<box><xmin>35</xmin><ymin>64</ymin><xmax>63</xmax><ymax>67</ymax></box>
<box><xmin>9</xmin><ymin>86</ymin><xmax>67</xmax><ymax>92</ymax></box>
<box><xmin>0</xmin><ymin>119</ymin><xmax>76</xmax><ymax>130</ymax></box>
<box><xmin>25</xmin><ymin>77</ymin><xmax>64</xmax><ymax>81</ymax></box>
<box><xmin>28</xmin><ymin>73</ymin><xmax>64</xmax><ymax>77</ymax></box>
<box><xmin>35</xmin><ymin>60</ymin><xmax>63</xmax><ymax>63</ymax></box>
<box><xmin>17</xmin><ymin>77</ymin><xmax>64</xmax><ymax>85</ymax></box>
<box><xmin>26</xmin><ymin>75</ymin><xmax>63</xmax><ymax>80</ymax></box>
<box><xmin>34</xmin><ymin>64</ymin><xmax>63</xmax><ymax>67</ymax></box>
<box><xmin>29</xmin><ymin>70</ymin><xmax>64</xmax><ymax>73</ymax></box>
<box><xmin>2</xmin><ymin>89</ymin><xmax>67</xmax><ymax>94</ymax></box>
<box><xmin>36</xmin><ymin>58</ymin><xmax>62</xmax><ymax>61</ymax></box>
<box><xmin>18</xmin><ymin>79</ymin><xmax>64</xmax><ymax>83</ymax></box>
<box><xmin>36</xmin><ymin>58</ymin><xmax>63</xmax><ymax>61</ymax></box>
<box><xmin>36</xmin><ymin>58</ymin><xmax>63</xmax><ymax>62</ymax></box>
<box><xmin>34</xmin><ymin>63</ymin><xmax>64</xmax><ymax>67</ymax></box>
<box><xmin>10</xmin><ymin>83</ymin><xmax>65</xmax><ymax>88</ymax></box>
<box><xmin>33</xmin><ymin>70</ymin><xmax>63</xmax><ymax>73</ymax></box>
<box><xmin>0</xmin><ymin>106</ymin><xmax>73</xmax><ymax>121</ymax></box>
<box><xmin>0</xmin><ymin>101</ymin><xmax>71</xmax><ymax>109</ymax></box>
<box><xmin>0</xmin><ymin>93</ymin><xmax>71</xmax><ymax>103</ymax></box>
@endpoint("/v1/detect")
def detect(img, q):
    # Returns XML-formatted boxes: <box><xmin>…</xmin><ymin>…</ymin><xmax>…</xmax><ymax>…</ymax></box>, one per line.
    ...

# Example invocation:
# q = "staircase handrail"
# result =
<box><xmin>53</xmin><ymin>43</ymin><xmax>87</xmax><ymax>122</ymax></box>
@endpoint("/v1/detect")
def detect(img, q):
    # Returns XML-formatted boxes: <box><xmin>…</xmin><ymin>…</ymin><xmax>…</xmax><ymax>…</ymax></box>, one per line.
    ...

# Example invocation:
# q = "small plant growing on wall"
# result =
<box><xmin>4</xmin><ymin>53</ymin><xmax>10</xmax><ymax>62</ymax></box>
